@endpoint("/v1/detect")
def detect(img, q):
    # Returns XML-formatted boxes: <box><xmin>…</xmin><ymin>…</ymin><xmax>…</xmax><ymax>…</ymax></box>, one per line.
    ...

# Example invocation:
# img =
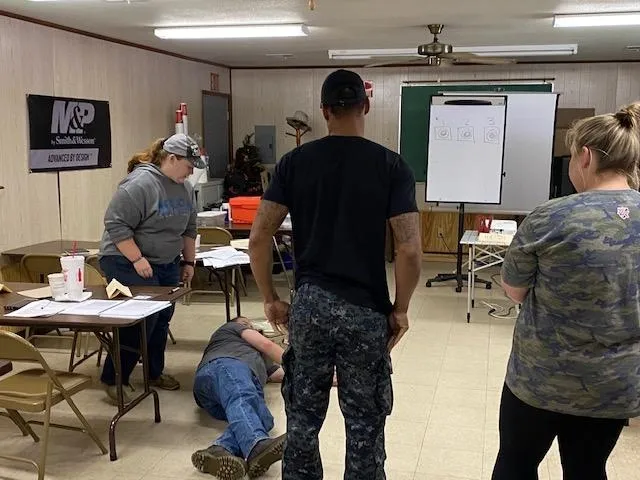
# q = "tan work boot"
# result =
<box><xmin>191</xmin><ymin>445</ymin><xmax>247</xmax><ymax>480</ymax></box>
<box><xmin>247</xmin><ymin>433</ymin><xmax>286</xmax><ymax>478</ymax></box>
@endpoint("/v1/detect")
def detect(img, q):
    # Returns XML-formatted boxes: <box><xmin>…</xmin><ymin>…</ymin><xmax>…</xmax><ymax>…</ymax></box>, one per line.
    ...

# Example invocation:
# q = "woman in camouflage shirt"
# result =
<box><xmin>493</xmin><ymin>103</ymin><xmax>640</xmax><ymax>480</ymax></box>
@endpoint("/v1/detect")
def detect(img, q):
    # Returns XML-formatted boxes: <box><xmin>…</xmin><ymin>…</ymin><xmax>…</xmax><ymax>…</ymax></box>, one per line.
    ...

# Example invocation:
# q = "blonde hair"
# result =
<box><xmin>566</xmin><ymin>103</ymin><xmax>640</xmax><ymax>188</ymax></box>
<box><xmin>127</xmin><ymin>138</ymin><xmax>169</xmax><ymax>174</ymax></box>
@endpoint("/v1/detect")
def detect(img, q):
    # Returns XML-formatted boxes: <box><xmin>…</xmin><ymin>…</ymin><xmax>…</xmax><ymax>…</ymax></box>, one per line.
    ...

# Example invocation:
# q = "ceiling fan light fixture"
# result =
<box><xmin>554</xmin><ymin>12</ymin><xmax>640</xmax><ymax>27</ymax></box>
<box><xmin>154</xmin><ymin>23</ymin><xmax>309</xmax><ymax>40</ymax></box>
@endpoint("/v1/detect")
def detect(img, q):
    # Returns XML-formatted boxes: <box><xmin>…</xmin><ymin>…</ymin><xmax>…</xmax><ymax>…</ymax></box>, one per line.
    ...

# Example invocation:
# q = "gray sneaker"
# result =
<box><xmin>104</xmin><ymin>384</ymin><xmax>134</xmax><ymax>406</ymax></box>
<box><xmin>150</xmin><ymin>374</ymin><xmax>180</xmax><ymax>391</ymax></box>
<box><xmin>191</xmin><ymin>445</ymin><xmax>247</xmax><ymax>480</ymax></box>
<box><xmin>247</xmin><ymin>434</ymin><xmax>286</xmax><ymax>478</ymax></box>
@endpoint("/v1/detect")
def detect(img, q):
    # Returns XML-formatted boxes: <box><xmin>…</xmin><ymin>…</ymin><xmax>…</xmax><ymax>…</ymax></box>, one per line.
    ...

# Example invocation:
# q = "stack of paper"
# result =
<box><xmin>98</xmin><ymin>300</ymin><xmax>172</xmax><ymax>319</ymax></box>
<box><xmin>5</xmin><ymin>300</ymin><xmax>68</xmax><ymax>318</ymax></box>
<box><xmin>59</xmin><ymin>299</ymin><xmax>124</xmax><ymax>316</ymax></box>
<box><xmin>196</xmin><ymin>246</ymin><xmax>250</xmax><ymax>268</ymax></box>
<box><xmin>230</xmin><ymin>239</ymin><xmax>250</xmax><ymax>250</ymax></box>
<box><xmin>477</xmin><ymin>232</ymin><xmax>514</xmax><ymax>246</ymax></box>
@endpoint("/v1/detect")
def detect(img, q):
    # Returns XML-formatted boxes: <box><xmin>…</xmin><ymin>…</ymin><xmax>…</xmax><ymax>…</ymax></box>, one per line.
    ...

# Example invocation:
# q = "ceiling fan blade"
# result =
<box><xmin>442</xmin><ymin>51</ymin><xmax>515</xmax><ymax>65</ymax></box>
<box><xmin>455</xmin><ymin>56</ymin><xmax>516</xmax><ymax>65</ymax></box>
<box><xmin>364</xmin><ymin>57</ymin><xmax>423</xmax><ymax>68</ymax></box>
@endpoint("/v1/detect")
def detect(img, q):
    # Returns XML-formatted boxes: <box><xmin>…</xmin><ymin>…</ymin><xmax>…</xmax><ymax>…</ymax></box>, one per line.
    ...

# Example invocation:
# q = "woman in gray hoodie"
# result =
<box><xmin>98</xmin><ymin>133</ymin><xmax>205</xmax><ymax>404</ymax></box>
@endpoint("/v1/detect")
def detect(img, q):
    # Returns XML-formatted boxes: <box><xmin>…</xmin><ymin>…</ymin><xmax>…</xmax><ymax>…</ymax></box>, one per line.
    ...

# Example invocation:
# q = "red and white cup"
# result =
<box><xmin>60</xmin><ymin>256</ymin><xmax>85</xmax><ymax>301</ymax></box>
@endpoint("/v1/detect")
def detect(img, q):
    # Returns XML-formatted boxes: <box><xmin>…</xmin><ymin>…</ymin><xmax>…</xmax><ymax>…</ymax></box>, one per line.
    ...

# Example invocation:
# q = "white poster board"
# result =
<box><xmin>426</xmin><ymin>96</ymin><xmax>507</xmax><ymax>204</ymax></box>
<box><xmin>440</xmin><ymin>91</ymin><xmax>559</xmax><ymax>214</ymax></box>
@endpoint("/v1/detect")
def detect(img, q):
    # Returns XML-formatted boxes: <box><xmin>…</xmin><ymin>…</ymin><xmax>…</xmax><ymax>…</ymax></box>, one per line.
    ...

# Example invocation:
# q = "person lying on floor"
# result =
<box><xmin>191</xmin><ymin>317</ymin><xmax>286</xmax><ymax>480</ymax></box>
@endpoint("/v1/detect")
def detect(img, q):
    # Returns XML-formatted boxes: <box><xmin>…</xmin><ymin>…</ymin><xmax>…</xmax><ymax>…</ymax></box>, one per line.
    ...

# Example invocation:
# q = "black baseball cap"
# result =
<box><xmin>321</xmin><ymin>69</ymin><xmax>367</xmax><ymax>107</ymax></box>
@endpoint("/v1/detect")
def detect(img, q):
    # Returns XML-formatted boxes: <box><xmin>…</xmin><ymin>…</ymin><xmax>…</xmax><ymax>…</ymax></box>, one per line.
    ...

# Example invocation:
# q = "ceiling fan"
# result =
<box><xmin>366</xmin><ymin>24</ymin><xmax>516</xmax><ymax>67</ymax></box>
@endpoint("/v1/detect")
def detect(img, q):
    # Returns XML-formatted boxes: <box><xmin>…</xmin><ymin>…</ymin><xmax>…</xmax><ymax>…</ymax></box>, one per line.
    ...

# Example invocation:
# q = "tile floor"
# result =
<box><xmin>0</xmin><ymin>263</ymin><xmax>638</xmax><ymax>480</ymax></box>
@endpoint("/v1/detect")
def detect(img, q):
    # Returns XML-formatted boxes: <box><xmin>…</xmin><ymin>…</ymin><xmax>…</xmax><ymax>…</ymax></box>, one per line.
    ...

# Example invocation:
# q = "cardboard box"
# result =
<box><xmin>554</xmin><ymin>128</ymin><xmax>571</xmax><ymax>157</ymax></box>
<box><xmin>555</xmin><ymin>108</ymin><xmax>595</xmax><ymax>128</ymax></box>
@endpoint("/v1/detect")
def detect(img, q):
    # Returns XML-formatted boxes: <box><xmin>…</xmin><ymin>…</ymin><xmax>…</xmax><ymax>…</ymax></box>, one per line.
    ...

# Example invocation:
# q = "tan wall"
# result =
<box><xmin>0</xmin><ymin>15</ymin><xmax>229</xmax><ymax>252</ymax></box>
<box><xmin>232</xmin><ymin>63</ymin><xmax>640</xmax><ymax>160</ymax></box>
<box><xmin>231</xmin><ymin>63</ymin><xmax>640</xmax><ymax>252</ymax></box>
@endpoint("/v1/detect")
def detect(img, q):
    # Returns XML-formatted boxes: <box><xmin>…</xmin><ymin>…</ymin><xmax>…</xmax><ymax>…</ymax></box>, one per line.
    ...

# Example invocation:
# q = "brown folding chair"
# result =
<box><xmin>19</xmin><ymin>254</ymin><xmax>62</xmax><ymax>284</ymax></box>
<box><xmin>0</xmin><ymin>266</ymin><xmax>25</xmax><ymax>336</ymax></box>
<box><xmin>199</xmin><ymin>226</ymin><xmax>233</xmax><ymax>245</ymax></box>
<box><xmin>0</xmin><ymin>331</ymin><xmax>107</xmax><ymax>479</ymax></box>
<box><xmin>19</xmin><ymin>254</ymin><xmax>71</xmax><ymax>347</ymax></box>
<box><xmin>85</xmin><ymin>255</ymin><xmax>103</xmax><ymax>276</ymax></box>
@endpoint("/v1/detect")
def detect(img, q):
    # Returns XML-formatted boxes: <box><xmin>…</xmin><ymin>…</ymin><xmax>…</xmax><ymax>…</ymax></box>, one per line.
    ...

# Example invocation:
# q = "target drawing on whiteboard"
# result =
<box><xmin>457</xmin><ymin>126</ymin><xmax>474</xmax><ymax>142</ymax></box>
<box><xmin>434</xmin><ymin>126</ymin><xmax>452</xmax><ymax>140</ymax></box>
<box><xmin>484</xmin><ymin>127</ymin><xmax>501</xmax><ymax>144</ymax></box>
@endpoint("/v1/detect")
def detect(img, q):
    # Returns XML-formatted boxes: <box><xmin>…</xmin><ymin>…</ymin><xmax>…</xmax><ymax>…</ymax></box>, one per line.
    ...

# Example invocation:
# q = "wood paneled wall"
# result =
<box><xmin>231</xmin><ymin>62</ymin><xmax>640</xmax><ymax>252</ymax></box>
<box><xmin>0</xmin><ymin>15</ymin><xmax>229</xmax><ymax>252</ymax></box>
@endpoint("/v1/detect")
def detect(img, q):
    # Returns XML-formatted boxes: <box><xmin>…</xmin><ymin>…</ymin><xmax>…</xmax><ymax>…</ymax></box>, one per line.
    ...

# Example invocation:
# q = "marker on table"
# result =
<box><xmin>170</xmin><ymin>287</ymin><xmax>180</xmax><ymax>293</ymax></box>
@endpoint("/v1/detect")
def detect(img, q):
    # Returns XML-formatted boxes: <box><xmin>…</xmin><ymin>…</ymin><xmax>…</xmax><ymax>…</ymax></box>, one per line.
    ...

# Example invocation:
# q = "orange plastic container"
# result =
<box><xmin>229</xmin><ymin>196</ymin><xmax>262</xmax><ymax>224</ymax></box>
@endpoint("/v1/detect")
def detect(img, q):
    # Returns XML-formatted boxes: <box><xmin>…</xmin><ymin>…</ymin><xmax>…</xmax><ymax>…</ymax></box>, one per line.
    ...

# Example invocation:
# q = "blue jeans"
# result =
<box><xmin>194</xmin><ymin>357</ymin><xmax>273</xmax><ymax>459</ymax></box>
<box><xmin>99</xmin><ymin>255</ymin><xmax>180</xmax><ymax>386</ymax></box>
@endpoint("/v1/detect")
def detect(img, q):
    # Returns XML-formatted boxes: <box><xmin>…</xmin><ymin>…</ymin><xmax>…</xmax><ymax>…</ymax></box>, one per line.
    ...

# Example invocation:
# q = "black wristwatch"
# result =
<box><xmin>181</xmin><ymin>260</ymin><xmax>196</xmax><ymax>267</ymax></box>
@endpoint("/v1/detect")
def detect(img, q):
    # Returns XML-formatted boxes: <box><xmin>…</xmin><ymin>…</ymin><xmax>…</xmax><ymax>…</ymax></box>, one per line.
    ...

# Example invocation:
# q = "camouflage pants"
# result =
<box><xmin>281</xmin><ymin>283</ymin><xmax>393</xmax><ymax>480</ymax></box>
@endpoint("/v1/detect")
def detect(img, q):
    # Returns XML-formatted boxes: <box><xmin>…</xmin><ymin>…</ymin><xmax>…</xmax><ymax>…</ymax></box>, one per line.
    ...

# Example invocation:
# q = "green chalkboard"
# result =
<box><xmin>399</xmin><ymin>83</ymin><xmax>553</xmax><ymax>182</ymax></box>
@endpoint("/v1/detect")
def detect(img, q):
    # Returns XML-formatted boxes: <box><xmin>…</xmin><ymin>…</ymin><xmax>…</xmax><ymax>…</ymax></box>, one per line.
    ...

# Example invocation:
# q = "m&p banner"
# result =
<box><xmin>27</xmin><ymin>94</ymin><xmax>112</xmax><ymax>172</ymax></box>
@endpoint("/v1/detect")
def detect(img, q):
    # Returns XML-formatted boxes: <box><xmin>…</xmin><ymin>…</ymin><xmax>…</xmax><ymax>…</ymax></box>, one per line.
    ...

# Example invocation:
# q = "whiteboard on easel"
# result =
<box><xmin>426</xmin><ymin>96</ymin><xmax>507</xmax><ymax>204</ymax></box>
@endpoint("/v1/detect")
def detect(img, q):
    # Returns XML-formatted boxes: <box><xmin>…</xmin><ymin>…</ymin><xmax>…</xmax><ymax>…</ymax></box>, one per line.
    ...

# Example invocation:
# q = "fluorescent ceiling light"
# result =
<box><xmin>154</xmin><ymin>24</ymin><xmax>308</xmax><ymax>40</ymax></box>
<box><xmin>554</xmin><ymin>12</ymin><xmax>640</xmax><ymax>27</ymax></box>
<box><xmin>328</xmin><ymin>44</ymin><xmax>578</xmax><ymax>60</ymax></box>
<box><xmin>458</xmin><ymin>44</ymin><xmax>578</xmax><ymax>56</ymax></box>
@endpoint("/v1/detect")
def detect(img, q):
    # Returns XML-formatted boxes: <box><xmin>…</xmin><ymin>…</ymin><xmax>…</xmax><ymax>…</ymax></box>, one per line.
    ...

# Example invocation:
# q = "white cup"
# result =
<box><xmin>60</xmin><ymin>256</ymin><xmax>85</xmax><ymax>300</ymax></box>
<box><xmin>222</xmin><ymin>203</ymin><xmax>231</xmax><ymax>222</ymax></box>
<box><xmin>47</xmin><ymin>273</ymin><xmax>66</xmax><ymax>300</ymax></box>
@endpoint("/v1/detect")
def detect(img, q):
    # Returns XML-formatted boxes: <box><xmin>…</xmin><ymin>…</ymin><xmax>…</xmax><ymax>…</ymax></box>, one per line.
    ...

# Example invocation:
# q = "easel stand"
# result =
<box><xmin>425</xmin><ymin>203</ymin><xmax>492</xmax><ymax>292</ymax></box>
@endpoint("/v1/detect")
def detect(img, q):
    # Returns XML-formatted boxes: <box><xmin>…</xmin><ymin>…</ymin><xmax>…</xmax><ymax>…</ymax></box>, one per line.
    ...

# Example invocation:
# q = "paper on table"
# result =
<box><xmin>63</xmin><ymin>248</ymin><xmax>100</xmax><ymax>256</ymax></box>
<box><xmin>195</xmin><ymin>246</ymin><xmax>250</xmax><ymax>268</ymax></box>
<box><xmin>230</xmin><ymin>239</ymin><xmax>250</xmax><ymax>250</ymax></box>
<box><xmin>196</xmin><ymin>246</ymin><xmax>239</xmax><ymax>260</ymax></box>
<box><xmin>5</xmin><ymin>299</ymin><xmax>68</xmax><ymax>317</ymax></box>
<box><xmin>202</xmin><ymin>254</ymin><xmax>250</xmax><ymax>269</ymax></box>
<box><xmin>477</xmin><ymin>232</ymin><xmax>514</xmax><ymax>246</ymax></box>
<box><xmin>106</xmin><ymin>279</ymin><xmax>132</xmax><ymax>299</ymax></box>
<box><xmin>18</xmin><ymin>286</ymin><xmax>52</xmax><ymax>299</ymax></box>
<box><xmin>98</xmin><ymin>300</ymin><xmax>172</xmax><ymax>319</ymax></box>
<box><xmin>59</xmin><ymin>299</ymin><xmax>124</xmax><ymax>316</ymax></box>
<box><xmin>0</xmin><ymin>283</ymin><xmax>13</xmax><ymax>294</ymax></box>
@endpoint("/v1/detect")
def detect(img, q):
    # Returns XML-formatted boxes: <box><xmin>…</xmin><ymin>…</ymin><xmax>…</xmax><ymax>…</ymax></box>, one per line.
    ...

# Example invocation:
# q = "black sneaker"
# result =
<box><xmin>191</xmin><ymin>445</ymin><xmax>247</xmax><ymax>480</ymax></box>
<box><xmin>246</xmin><ymin>434</ymin><xmax>286</xmax><ymax>478</ymax></box>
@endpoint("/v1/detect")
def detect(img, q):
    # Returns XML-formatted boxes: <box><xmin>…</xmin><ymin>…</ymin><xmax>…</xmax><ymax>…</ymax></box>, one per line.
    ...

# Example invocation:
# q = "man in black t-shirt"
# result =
<box><xmin>249</xmin><ymin>69</ymin><xmax>422</xmax><ymax>480</ymax></box>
